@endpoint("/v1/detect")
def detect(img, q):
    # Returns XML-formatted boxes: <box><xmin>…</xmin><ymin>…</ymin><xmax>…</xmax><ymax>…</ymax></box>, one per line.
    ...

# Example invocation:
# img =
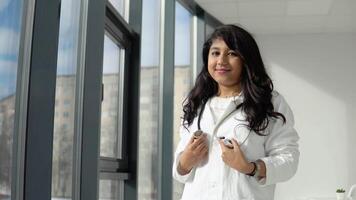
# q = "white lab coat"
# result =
<box><xmin>173</xmin><ymin>91</ymin><xmax>300</xmax><ymax>200</ymax></box>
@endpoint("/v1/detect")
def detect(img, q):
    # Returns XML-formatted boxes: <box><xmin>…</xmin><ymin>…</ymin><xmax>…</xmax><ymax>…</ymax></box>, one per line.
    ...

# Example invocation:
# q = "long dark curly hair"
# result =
<box><xmin>182</xmin><ymin>24</ymin><xmax>285</xmax><ymax>135</ymax></box>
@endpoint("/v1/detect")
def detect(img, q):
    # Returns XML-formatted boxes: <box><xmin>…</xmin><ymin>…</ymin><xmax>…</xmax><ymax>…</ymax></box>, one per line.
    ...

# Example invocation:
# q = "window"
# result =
<box><xmin>137</xmin><ymin>0</ymin><xmax>160</xmax><ymax>199</ymax></box>
<box><xmin>0</xmin><ymin>0</ymin><xmax>143</xmax><ymax>199</ymax></box>
<box><xmin>173</xmin><ymin>2</ymin><xmax>193</xmax><ymax>200</ymax></box>
<box><xmin>63</xmin><ymin>99</ymin><xmax>71</xmax><ymax>106</ymax></box>
<box><xmin>0</xmin><ymin>0</ymin><xmax>24</xmax><ymax>198</ymax></box>
<box><xmin>99</xmin><ymin>179</ymin><xmax>123</xmax><ymax>200</ymax></box>
<box><xmin>63</xmin><ymin>112</ymin><xmax>70</xmax><ymax>118</ymax></box>
<box><xmin>100</xmin><ymin>32</ymin><xmax>124</xmax><ymax>158</ymax></box>
<box><xmin>51</xmin><ymin>0</ymin><xmax>81</xmax><ymax>199</ymax></box>
<box><xmin>108</xmin><ymin>0</ymin><xmax>129</xmax><ymax>22</ymax></box>
<box><xmin>98</xmin><ymin>2</ymin><xmax>135</xmax><ymax>199</ymax></box>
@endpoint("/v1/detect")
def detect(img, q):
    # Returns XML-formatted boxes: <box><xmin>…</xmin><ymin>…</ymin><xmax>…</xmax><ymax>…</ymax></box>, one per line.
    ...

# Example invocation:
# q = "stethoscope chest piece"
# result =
<box><xmin>193</xmin><ymin>130</ymin><xmax>203</xmax><ymax>138</ymax></box>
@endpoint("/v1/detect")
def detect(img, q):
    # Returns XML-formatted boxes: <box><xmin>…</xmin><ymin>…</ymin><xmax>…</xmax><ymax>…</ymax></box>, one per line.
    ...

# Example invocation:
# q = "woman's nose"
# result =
<box><xmin>217</xmin><ymin>54</ymin><xmax>227</xmax><ymax>65</ymax></box>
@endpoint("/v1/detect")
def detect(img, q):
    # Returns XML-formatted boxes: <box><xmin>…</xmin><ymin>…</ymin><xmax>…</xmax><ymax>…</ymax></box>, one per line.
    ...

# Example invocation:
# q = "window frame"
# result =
<box><xmin>96</xmin><ymin>1</ymin><xmax>142</xmax><ymax>200</ymax></box>
<box><xmin>7</xmin><ymin>0</ymin><xmax>223</xmax><ymax>199</ymax></box>
<box><xmin>98</xmin><ymin>0</ymin><xmax>135</xmax><ymax>177</ymax></box>
<box><xmin>21</xmin><ymin>0</ymin><xmax>61</xmax><ymax>199</ymax></box>
<box><xmin>11</xmin><ymin>0</ymin><xmax>35</xmax><ymax>199</ymax></box>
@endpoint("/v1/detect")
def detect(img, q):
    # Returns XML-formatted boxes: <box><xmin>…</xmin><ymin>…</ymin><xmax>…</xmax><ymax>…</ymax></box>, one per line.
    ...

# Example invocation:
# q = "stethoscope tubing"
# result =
<box><xmin>197</xmin><ymin>100</ymin><xmax>243</xmax><ymax>131</ymax></box>
<box><xmin>195</xmin><ymin>100</ymin><xmax>250</xmax><ymax>146</ymax></box>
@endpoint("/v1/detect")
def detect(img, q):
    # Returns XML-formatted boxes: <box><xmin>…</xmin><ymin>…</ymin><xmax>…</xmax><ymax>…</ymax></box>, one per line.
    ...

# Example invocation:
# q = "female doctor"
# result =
<box><xmin>172</xmin><ymin>24</ymin><xmax>300</xmax><ymax>200</ymax></box>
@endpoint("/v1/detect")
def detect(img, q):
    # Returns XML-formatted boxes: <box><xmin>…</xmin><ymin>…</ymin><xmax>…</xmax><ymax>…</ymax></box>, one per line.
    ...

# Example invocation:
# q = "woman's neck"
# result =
<box><xmin>217</xmin><ymin>85</ymin><xmax>241</xmax><ymax>98</ymax></box>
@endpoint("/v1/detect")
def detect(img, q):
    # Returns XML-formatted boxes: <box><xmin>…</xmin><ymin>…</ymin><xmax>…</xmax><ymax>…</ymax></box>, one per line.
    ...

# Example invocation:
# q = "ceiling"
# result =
<box><xmin>195</xmin><ymin>0</ymin><xmax>356</xmax><ymax>34</ymax></box>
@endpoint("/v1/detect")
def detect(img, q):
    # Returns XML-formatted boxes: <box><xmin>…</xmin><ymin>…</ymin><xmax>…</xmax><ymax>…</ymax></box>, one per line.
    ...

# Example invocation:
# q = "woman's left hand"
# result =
<box><xmin>218</xmin><ymin>138</ymin><xmax>254</xmax><ymax>174</ymax></box>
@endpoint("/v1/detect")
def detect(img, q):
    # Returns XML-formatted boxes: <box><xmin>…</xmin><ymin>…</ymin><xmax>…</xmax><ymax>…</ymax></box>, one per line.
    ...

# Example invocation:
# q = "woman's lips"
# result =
<box><xmin>215</xmin><ymin>68</ymin><xmax>230</xmax><ymax>74</ymax></box>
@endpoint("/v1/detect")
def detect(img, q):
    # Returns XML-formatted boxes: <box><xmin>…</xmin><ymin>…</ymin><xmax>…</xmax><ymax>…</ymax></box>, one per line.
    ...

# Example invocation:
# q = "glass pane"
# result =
<box><xmin>0</xmin><ymin>0</ymin><xmax>23</xmax><ymax>198</ymax></box>
<box><xmin>99</xmin><ymin>179</ymin><xmax>123</xmax><ymax>200</ymax></box>
<box><xmin>51</xmin><ymin>0</ymin><xmax>81</xmax><ymax>199</ymax></box>
<box><xmin>100</xmin><ymin>33</ymin><xmax>124</xmax><ymax>158</ymax></box>
<box><xmin>173</xmin><ymin>2</ymin><xmax>193</xmax><ymax>200</ymax></box>
<box><xmin>109</xmin><ymin>0</ymin><xmax>129</xmax><ymax>21</ymax></box>
<box><xmin>138</xmin><ymin>0</ymin><xmax>160</xmax><ymax>199</ymax></box>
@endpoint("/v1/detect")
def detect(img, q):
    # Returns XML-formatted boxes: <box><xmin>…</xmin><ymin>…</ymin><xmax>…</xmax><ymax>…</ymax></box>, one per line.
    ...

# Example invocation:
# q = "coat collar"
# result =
<box><xmin>206</xmin><ymin>92</ymin><xmax>244</xmax><ymax>135</ymax></box>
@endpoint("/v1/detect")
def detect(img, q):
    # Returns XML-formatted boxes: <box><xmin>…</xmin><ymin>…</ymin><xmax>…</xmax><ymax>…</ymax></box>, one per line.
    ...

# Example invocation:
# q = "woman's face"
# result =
<box><xmin>207</xmin><ymin>38</ymin><xmax>243</xmax><ymax>92</ymax></box>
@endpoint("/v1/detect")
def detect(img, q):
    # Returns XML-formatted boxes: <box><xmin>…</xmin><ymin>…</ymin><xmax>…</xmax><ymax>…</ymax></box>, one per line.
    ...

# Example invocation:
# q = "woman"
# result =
<box><xmin>172</xmin><ymin>24</ymin><xmax>299</xmax><ymax>200</ymax></box>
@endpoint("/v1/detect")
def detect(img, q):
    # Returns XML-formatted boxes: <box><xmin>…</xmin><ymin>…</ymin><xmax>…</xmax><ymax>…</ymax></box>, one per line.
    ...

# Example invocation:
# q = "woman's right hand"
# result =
<box><xmin>177</xmin><ymin>134</ymin><xmax>209</xmax><ymax>175</ymax></box>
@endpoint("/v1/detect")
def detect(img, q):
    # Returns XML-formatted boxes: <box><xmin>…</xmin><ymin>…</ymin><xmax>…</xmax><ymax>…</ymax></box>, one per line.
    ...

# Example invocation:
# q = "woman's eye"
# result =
<box><xmin>228</xmin><ymin>51</ymin><xmax>238</xmax><ymax>56</ymax></box>
<box><xmin>211</xmin><ymin>51</ymin><xmax>220</xmax><ymax>56</ymax></box>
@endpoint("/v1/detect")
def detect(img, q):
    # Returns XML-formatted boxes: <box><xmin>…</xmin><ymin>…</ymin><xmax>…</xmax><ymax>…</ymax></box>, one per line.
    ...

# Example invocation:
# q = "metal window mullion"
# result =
<box><xmin>23</xmin><ymin>0</ymin><xmax>61</xmax><ymax>199</ymax></box>
<box><xmin>158</xmin><ymin>0</ymin><xmax>175</xmax><ymax>200</ymax></box>
<box><xmin>79</xmin><ymin>0</ymin><xmax>105</xmax><ymax>199</ymax></box>
<box><xmin>12</xmin><ymin>0</ymin><xmax>36</xmax><ymax>200</ymax></box>
<box><xmin>72</xmin><ymin>0</ymin><xmax>89</xmax><ymax>199</ymax></box>
<box><xmin>122</xmin><ymin>0</ymin><xmax>142</xmax><ymax>199</ymax></box>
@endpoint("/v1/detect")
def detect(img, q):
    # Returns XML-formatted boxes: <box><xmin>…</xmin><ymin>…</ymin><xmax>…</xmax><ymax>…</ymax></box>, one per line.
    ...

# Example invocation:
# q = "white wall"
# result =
<box><xmin>256</xmin><ymin>33</ymin><xmax>356</xmax><ymax>200</ymax></box>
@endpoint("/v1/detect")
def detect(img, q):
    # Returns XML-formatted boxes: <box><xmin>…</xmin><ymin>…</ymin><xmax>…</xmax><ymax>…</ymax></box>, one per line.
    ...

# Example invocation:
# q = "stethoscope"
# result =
<box><xmin>193</xmin><ymin>100</ymin><xmax>252</xmax><ymax>147</ymax></box>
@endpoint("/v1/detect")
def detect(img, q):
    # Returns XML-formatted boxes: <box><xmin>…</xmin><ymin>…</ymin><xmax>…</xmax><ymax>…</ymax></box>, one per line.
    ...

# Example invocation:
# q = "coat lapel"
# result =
<box><xmin>212</xmin><ymin>95</ymin><xmax>244</xmax><ymax>135</ymax></box>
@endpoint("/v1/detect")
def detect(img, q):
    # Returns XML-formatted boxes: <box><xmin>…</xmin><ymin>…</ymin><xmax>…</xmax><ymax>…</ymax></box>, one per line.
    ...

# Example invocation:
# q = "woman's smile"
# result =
<box><xmin>208</xmin><ymin>38</ymin><xmax>243</xmax><ymax>91</ymax></box>
<box><xmin>215</xmin><ymin>67</ymin><xmax>231</xmax><ymax>75</ymax></box>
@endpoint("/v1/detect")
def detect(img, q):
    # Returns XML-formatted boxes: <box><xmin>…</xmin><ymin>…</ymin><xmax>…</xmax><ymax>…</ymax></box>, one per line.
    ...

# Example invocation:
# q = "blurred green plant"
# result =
<box><xmin>336</xmin><ymin>188</ymin><xmax>345</xmax><ymax>193</ymax></box>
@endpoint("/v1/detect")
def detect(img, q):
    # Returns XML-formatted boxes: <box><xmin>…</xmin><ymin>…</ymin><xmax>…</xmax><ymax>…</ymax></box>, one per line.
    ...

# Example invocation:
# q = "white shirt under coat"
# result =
<box><xmin>172</xmin><ymin>91</ymin><xmax>300</xmax><ymax>200</ymax></box>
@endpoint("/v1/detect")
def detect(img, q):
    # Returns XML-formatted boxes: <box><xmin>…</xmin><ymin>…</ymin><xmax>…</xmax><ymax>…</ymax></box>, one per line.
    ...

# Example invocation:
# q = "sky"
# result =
<box><xmin>0</xmin><ymin>0</ymin><xmax>22</xmax><ymax>99</ymax></box>
<box><xmin>0</xmin><ymin>0</ymin><xmax>192</xmax><ymax>99</ymax></box>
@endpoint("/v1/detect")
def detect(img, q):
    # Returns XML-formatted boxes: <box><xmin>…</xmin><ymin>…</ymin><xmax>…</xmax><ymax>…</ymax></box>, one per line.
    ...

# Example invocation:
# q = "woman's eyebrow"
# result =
<box><xmin>210</xmin><ymin>47</ymin><xmax>220</xmax><ymax>50</ymax></box>
<box><xmin>210</xmin><ymin>46</ymin><xmax>232</xmax><ymax>51</ymax></box>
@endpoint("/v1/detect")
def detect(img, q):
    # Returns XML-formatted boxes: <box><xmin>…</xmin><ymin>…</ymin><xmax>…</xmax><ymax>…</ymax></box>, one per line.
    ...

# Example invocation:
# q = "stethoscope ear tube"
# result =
<box><xmin>197</xmin><ymin>100</ymin><xmax>208</xmax><ymax>131</ymax></box>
